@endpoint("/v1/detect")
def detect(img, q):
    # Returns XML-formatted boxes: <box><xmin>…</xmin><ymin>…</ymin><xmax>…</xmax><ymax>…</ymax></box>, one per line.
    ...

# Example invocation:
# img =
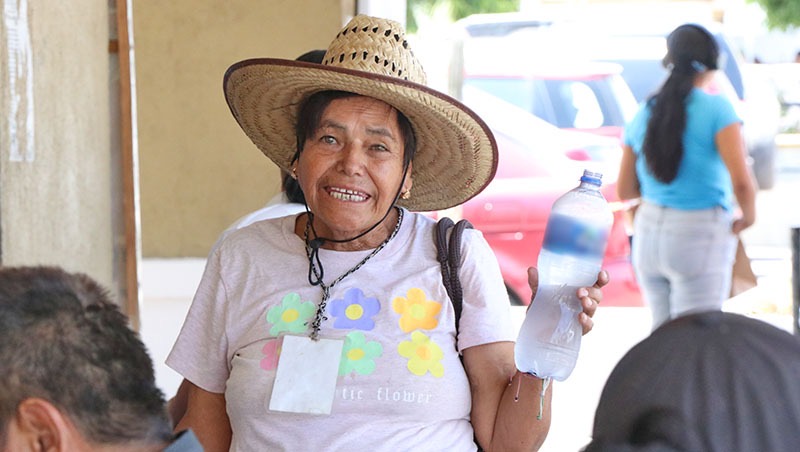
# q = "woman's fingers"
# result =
<box><xmin>527</xmin><ymin>267</ymin><xmax>539</xmax><ymax>302</ymax></box>
<box><xmin>594</xmin><ymin>269</ymin><xmax>610</xmax><ymax>289</ymax></box>
<box><xmin>577</xmin><ymin>270</ymin><xmax>609</xmax><ymax>335</ymax></box>
<box><xmin>528</xmin><ymin>268</ymin><xmax>607</xmax><ymax>335</ymax></box>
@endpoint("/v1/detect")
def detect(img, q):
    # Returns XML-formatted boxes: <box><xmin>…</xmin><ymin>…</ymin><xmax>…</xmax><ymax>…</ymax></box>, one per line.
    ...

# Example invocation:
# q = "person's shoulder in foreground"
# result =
<box><xmin>0</xmin><ymin>265</ymin><xmax>203</xmax><ymax>452</ymax></box>
<box><xmin>585</xmin><ymin>310</ymin><xmax>800</xmax><ymax>452</ymax></box>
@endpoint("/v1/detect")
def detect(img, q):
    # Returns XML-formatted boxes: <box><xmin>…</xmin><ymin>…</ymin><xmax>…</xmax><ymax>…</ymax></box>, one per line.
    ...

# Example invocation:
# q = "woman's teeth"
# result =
<box><xmin>329</xmin><ymin>187</ymin><xmax>367</xmax><ymax>202</ymax></box>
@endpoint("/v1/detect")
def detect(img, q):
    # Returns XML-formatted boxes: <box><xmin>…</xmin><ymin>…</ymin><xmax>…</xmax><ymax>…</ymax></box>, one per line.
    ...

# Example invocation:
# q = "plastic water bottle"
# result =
<box><xmin>515</xmin><ymin>170</ymin><xmax>613</xmax><ymax>381</ymax></box>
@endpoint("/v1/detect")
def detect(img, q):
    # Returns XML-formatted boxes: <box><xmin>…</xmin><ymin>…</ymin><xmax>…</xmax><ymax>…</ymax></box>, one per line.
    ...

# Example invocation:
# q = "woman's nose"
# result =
<box><xmin>338</xmin><ymin>142</ymin><xmax>365</xmax><ymax>175</ymax></box>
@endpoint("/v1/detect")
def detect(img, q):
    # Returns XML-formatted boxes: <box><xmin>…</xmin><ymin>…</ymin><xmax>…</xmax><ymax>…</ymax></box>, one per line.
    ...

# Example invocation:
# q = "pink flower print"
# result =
<box><xmin>260</xmin><ymin>339</ymin><xmax>280</xmax><ymax>371</ymax></box>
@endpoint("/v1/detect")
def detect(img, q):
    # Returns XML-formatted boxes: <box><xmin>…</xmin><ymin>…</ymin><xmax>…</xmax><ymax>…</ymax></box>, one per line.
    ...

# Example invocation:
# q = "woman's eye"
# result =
<box><xmin>371</xmin><ymin>143</ymin><xmax>389</xmax><ymax>152</ymax></box>
<box><xmin>321</xmin><ymin>135</ymin><xmax>337</xmax><ymax>145</ymax></box>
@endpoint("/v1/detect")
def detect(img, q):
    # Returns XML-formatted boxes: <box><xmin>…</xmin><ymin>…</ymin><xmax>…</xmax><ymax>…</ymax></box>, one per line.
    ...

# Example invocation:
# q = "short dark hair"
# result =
<box><xmin>282</xmin><ymin>169</ymin><xmax>306</xmax><ymax>204</ymax></box>
<box><xmin>0</xmin><ymin>266</ymin><xmax>172</xmax><ymax>447</ymax></box>
<box><xmin>296</xmin><ymin>49</ymin><xmax>326</xmax><ymax>64</ymax></box>
<box><xmin>294</xmin><ymin>90</ymin><xmax>417</xmax><ymax>170</ymax></box>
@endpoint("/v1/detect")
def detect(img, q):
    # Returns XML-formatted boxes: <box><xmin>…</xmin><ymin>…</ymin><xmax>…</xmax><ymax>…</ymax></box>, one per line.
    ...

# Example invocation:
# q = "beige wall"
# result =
<box><xmin>135</xmin><ymin>0</ymin><xmax>351</xmax><ymax>257</ymax></box>
<box><xmin>0</xmin><ymin>0</ymin><xmax>117</xmax><ymax>292</ymax></box>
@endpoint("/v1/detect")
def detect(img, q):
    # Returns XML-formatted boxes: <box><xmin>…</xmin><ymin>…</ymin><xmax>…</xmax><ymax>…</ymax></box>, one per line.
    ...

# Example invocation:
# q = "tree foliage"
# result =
<box><xmin>406</xmin><ymin>0</ymin><xmax>520</xmax><ymax>33</ymax></box>
<box><xmin>747</xmin><ymin>0</ymin><xmax>800</xmax><ymax>29</ymax></box>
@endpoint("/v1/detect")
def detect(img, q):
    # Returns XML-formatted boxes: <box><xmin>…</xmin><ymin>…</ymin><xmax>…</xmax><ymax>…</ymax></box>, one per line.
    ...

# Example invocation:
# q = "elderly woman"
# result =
<box><xmin>168</xmin><ymin>15</ymin><xmax>606</xmax><ymax>451</ymax></box>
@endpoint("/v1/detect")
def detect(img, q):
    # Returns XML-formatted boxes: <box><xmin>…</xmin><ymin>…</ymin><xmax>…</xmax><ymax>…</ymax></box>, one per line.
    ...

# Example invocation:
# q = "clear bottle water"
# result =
<box><xmin>515</xmin><ymin>170</ymin><xmax>613</xmax><ymax>381</ymax></box>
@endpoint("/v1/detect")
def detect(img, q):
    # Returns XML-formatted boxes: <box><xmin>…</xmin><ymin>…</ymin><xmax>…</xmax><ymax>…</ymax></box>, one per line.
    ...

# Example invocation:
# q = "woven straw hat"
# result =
<box><xmin>223</xmin><ymin>14</ymin><xmax>497</xmax><ymax>212</ymax></box>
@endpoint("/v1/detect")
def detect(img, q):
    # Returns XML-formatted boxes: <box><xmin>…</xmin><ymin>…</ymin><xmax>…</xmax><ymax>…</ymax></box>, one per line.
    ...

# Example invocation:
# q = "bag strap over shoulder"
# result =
<box><xmin>435</xmin><ymin>217</ymin><xmax>473</xmax><ymax>333</ymax></box>
<box><xmin>435</xmin><ymin>218</ymin><xmax>483</xmax><ymax>450</ymax></box>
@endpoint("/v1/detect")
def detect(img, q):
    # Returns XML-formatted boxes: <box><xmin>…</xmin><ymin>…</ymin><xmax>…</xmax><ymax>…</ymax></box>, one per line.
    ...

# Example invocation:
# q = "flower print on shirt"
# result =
<box><xmin>398</xmin><ymin>331</ymin><xmax>444</xmax><ymax>377</ymax></box>
<box><xmin>339</xmin><ymin>331</ymin><xmax>383</xmax><ymax>376</ymax></box>
<box><xmin>260</xmin><ymin>339</ymin><xmax>280</xmax><ymax>371</ymax></box>
<box><xmin>266</xmin><ymin>292</ymin><xmax>316</xmax><ymax>336</ymax></box>
<box><xmin>329</xmin><ymin>288</ymin><xmax>380</xmax><ymax>330</ymax></box>
<box><xmin>392</xmin><ymin>287</ymin><xmax>441</xmax><ymax>332</ymax></box>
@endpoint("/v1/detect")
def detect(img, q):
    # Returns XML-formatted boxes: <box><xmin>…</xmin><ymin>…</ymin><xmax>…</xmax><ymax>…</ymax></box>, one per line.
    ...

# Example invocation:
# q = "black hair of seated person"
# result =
<box><xmin>587</xmin><ymin>310</ymin><xmax>800</xmax><ymax>452</ymax></box>
<box><xmin>279</xmin><ymin>49</ymin><xmax>325</xmax><ymax>206</ymax></box>
<box><xmin>0</xmin><ymin>266</ymin><xmax>173</xmax><ymax>447</ymax></box>
<box><xmin>582</xmin><ymin>407</ymin><xmax>697</xmax><ymax>452</ymax></box>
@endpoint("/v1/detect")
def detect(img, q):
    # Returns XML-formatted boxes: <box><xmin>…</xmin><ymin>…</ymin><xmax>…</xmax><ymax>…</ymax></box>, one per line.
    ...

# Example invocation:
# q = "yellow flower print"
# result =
<box><xmin>398</xmin><ymin>331</ymin><xmax>444</xmax><ymax>377</ymax></box>
<box><xmin>391</xmin><ymin>287</ymin><xmax>441</xmax><ymax>332</ymax></box>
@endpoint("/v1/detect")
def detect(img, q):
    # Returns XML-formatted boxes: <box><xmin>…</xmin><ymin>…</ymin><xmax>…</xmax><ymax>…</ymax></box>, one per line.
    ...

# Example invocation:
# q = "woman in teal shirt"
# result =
<box><xmin>617</xmin><ymin>23</ymin><xmax>756</xmax><ymax>330</ymax></box>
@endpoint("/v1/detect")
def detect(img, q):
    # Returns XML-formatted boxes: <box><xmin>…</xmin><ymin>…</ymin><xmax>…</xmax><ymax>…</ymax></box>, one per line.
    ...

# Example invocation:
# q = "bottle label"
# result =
<box><xmin>542</xmin><ymin>213</ymin><xmax>608</xmax><ymax>259</ymax></box>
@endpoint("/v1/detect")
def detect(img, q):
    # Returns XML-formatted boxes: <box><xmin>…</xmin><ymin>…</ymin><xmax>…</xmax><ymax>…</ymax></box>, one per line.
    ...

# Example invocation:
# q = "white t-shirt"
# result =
<box><xmin>210</xmin><ymin>193</ymin><xmax>305</xmax><ymax>255</ymax></box>
<box><xmin>167</xmin><ymin>210</ymin><xmax>514</xmax><ymax>451</ymax></box>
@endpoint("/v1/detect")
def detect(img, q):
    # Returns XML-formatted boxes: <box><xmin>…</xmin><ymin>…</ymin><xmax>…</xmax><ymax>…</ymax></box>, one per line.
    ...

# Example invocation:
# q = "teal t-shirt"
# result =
<box><xmin>623</xmin><ymin>88</ymin><xmax>741</xmax><ymax>211</ymax></box>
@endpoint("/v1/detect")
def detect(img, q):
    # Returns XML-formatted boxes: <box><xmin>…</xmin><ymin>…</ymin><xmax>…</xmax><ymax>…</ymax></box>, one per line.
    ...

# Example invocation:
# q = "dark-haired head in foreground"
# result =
<box><xmin>586</xmin><ymin>310</ymin><xmax>800</xmax><ymax>452</ymax></box>
<box><xmin>0</xmin><ymin>266</ymin><xmax>174</xmax><ymax>451</ymax></box>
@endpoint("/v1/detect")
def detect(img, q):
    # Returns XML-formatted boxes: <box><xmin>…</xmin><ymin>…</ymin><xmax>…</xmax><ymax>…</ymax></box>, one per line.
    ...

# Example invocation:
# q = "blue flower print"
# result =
<box><xmin>329</xmin><ymin>287</ymin><xmax>380</xmax><ymax>330</ymax></box>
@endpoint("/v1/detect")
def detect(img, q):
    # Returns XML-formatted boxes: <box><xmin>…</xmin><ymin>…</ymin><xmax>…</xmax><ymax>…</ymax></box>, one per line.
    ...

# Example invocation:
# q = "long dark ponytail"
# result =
<box><xmin>643</xmin><ymin>24</ymin><xmax>719</xmax><ymax>183</ymax></box>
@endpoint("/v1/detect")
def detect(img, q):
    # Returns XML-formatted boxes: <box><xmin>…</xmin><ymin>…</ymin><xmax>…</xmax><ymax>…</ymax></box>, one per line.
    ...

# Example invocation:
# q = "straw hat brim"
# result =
<box><xmin>223</xmin><ymin>58</ymin><xmax>498</xmax><ymax>212</ymax></box>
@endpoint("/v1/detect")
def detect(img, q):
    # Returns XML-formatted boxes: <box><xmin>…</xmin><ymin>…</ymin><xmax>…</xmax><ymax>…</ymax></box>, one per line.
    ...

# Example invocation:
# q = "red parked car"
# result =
<box><xmin>439</xmin><ymin>87</ymin><xmax>642</xmax><ymax>307</ymax></box>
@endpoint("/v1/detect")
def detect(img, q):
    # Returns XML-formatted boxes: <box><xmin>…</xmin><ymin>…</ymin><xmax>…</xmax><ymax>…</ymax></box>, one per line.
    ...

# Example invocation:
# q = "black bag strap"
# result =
<box><xmin>435</xmin><ymin>217</ymin><xmax>473</xmax><ymax>333</ymax></box>
<box><xmin>435</xmin><ymin>218</ymin><xmax>483</xmax><ymax>452</ymax></box>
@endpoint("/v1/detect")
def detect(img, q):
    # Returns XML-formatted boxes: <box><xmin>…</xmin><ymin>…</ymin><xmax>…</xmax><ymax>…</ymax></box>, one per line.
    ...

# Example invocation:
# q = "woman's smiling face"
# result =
<box><xmin>295</xmin><ymin>95</ymin><xmax>412</xmax><ymax>241</ymax></box>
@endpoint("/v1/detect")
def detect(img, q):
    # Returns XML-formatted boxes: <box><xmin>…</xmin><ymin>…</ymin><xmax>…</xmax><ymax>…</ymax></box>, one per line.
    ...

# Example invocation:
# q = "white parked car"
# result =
<box><xmin>450</xmin><ymin>13</ymin><xmax>781</xmax><ymax>189</ymax></box>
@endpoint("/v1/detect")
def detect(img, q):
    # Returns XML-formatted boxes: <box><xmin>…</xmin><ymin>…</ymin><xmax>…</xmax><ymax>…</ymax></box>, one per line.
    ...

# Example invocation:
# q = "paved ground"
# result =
<box><xmin>139</xmin><ymin>143</ymin><xmax>800</xmax><ymax>451</ymax></box>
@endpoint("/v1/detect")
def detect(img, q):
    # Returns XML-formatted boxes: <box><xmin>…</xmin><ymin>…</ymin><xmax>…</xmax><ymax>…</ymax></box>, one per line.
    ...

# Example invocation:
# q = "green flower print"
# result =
<box><xmin>266</xmin><ymin>293</ymin><xmax>316</xmax><ymax>336</ymax></box>
<box><xmin>339</xmin><ymin>331</ymin><xmax>383</xmax><ymax>376</ymax></box>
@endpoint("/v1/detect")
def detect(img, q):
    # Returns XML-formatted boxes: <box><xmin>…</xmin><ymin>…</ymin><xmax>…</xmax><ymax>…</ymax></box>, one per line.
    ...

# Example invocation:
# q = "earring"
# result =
<box><xmin>291</xmin><ymin>167</ymin><xmax>298</xmax><ymax>180</ymax></box>
<box><xmin>400</xmin><ymin>189</ymin><xmax>411</xmax><ymax>200</ymax></box>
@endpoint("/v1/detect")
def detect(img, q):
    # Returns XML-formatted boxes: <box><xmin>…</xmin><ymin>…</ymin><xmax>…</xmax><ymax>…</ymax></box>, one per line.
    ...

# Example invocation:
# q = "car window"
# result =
<box><xmin>558</xmin><ymin>81</ymin><xmax>604</xmax><ymax>129</ymax></box>
<box><xmin>587</xmin><ymin>36</ymin><xmax>669</xmax><ymax>102</ymax></box>
<box><xmin>464</xmin><ymin>76</ymin><xmax>628</xmax><ymax>130</ymax></box>
<box><xmin>609</xmin><ymin>74</ymin><xmax>640</xmax><ymax>120</ymax></box>
<box><xmin>605</xmin><ymin>59</ymin><xmax>667</xmax><ymax>102</ymax></box>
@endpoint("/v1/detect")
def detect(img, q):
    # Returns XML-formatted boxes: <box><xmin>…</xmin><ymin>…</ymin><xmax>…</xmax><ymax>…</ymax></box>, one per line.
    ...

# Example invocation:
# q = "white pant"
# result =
<box><xmin>632</xmin><ymin>202</ymin><xmax>737</xmax><ymax>331</ymax></box>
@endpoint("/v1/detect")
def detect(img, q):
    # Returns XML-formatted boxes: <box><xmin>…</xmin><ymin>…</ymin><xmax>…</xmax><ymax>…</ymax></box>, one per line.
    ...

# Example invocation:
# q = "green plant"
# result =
<box><xmin>747</xmin><ymin>0</ymin><xmax>800</xmax><ymax>30</ymax></box>
<box><xmin>406</xmin><ymin>0</ymin><xmax>520</xmax><ymax>33</ymax></box>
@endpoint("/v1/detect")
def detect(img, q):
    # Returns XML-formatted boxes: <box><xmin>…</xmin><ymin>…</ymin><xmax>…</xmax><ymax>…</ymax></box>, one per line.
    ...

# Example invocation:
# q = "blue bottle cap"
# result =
<box><xmin>580</xmin><ymin>170</ymin><xmax>603</xmax><ymax>186</ymax></box>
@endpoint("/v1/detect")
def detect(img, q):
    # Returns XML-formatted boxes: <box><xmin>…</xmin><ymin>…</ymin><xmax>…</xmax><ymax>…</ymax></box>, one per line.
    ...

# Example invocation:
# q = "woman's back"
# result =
<box><xmin>625</xmin><ymin>88</ymin><xmax>739</xmax><ymax>210</ymax></box>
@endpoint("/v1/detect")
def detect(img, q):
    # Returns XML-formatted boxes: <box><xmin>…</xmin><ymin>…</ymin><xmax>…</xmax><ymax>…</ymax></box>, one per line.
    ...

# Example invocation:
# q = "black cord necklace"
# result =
<box><xmin>304</xmin><ymin>207</ymin><xmax>404</xmax><ymax>340</ymax></box>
